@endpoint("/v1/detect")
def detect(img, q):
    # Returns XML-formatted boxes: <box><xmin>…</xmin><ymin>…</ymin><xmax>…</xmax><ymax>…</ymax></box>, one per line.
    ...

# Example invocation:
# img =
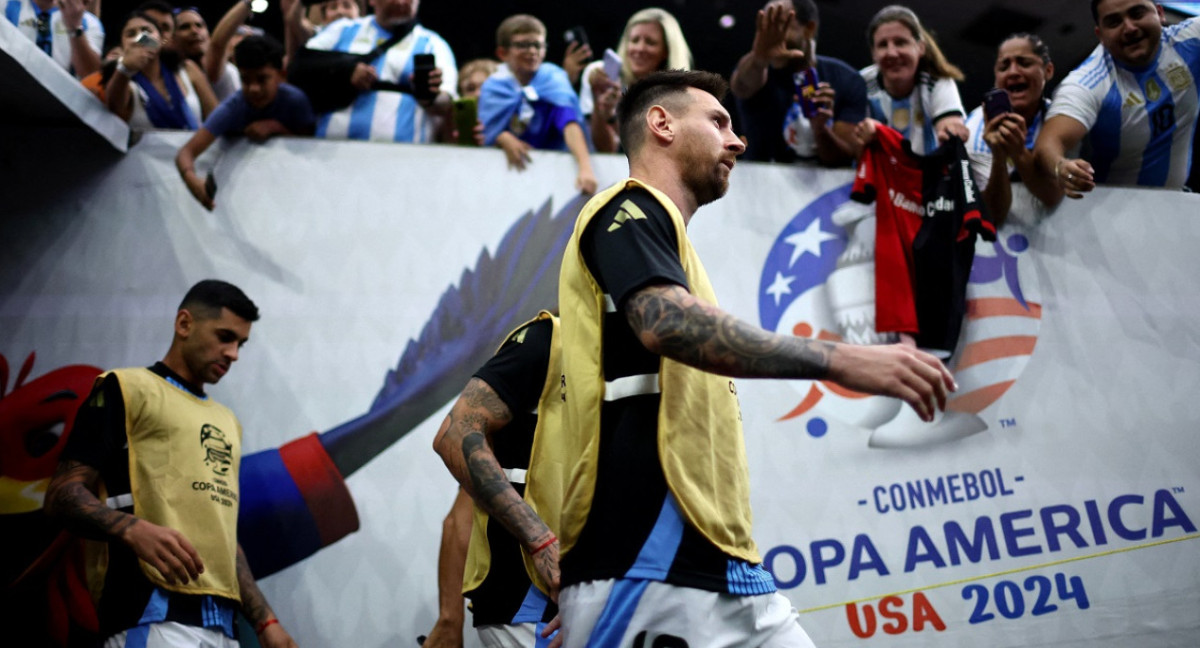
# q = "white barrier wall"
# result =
<box><xmin>2</xmin><ymin>130</ymin><xmax>1198</xmax><ymax>647</ymax></box>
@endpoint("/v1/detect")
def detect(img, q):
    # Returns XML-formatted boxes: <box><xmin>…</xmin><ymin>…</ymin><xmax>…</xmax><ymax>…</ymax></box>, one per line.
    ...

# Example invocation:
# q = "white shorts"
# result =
<box><xmin>104</xmin><ymin>621</ymin><xmax>237</xmax><ymax>648</ymax></box>
<box><xmin>559</xmin><ymin>580</ymin><xmax>816</xmax><ymax>648</ymax></box>
<box><xmin>477</xmin><ymin>621</ymin><xmax>557</xmax><ymax>647</ymax></box>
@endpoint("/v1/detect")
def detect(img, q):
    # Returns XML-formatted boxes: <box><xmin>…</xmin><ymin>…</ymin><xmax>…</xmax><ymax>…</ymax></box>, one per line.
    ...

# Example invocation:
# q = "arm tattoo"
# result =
<box><xmin>625</xmin><ymin>284</ymin><xmax>835</xmax><ymax>379</ymax></box>
<box><xmin>45</xmin><ymin>459</ymin><xmax>139</xmax><ymax>541</ymax></box>
<box><xmin>236</xmin><ymin>545</ymin><xmax>274</xmax><ymax>625</ymax></box>
<box><xmin>442</xmin><ymin>380</ymin><xmax>550</xmax><ymax>548</ymax></box>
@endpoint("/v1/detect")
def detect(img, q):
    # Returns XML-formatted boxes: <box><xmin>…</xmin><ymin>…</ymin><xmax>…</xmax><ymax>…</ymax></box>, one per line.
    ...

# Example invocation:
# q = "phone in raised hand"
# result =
<box><xmin>603</xmin><ymin>48</ymin><xmax>621</xmax><ymax>83</ymax></box>
<box><xmin>453</xmin><ymin>97</ymin><xmax>478</xmax><ymax>146</ymax></box>
<box><xmin>412</xmin><ymin>53</ymin><xmax>436</xmax><ymax>101</ymax></box>
<box><xmin>135</xmin><ymin>30</ymin><xmax>159</xmax><ymax>51</ymax></box>
<box><xmin>564</xmin><ymin>26</ymin><xmax>589</xmax><ymax>49</ymax></box>
<box><xmin>983</xmin><ymin>88</ymin><xmax>1012</xmax><ymax>121</ymax></box>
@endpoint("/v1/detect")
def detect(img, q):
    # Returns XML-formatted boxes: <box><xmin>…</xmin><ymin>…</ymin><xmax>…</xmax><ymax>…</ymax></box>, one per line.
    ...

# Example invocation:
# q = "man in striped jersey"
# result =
<box><xmin>305</xmin><ymin>0</ymin><xmax>456</xmax><ymax>142</ymax></box>
<box><xmin>1033</xmin><ymin>0</ymin><xmax>1198</xmax><ymax>204</ymax></box>
<box><xmin>5</xmin><ymin>0</ymin><xmax>103</xmax><ymax>77</ymax></box>
<box><xmin>45</xmin><ymin>281</ymin><xmax>296</xmax><ymax>648</ymax></box>
<box><xmin>553</xmin><ymin>70</ymin><xmax>955</xmax><ymax>647</ymax></box>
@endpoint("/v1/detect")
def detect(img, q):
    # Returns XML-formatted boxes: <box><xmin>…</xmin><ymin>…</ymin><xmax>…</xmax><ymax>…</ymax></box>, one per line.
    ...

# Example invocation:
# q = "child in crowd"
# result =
<box><xmin>458</xmin><ymin>58</ymin><xmax>497</xmax><ymax>99</ymax></box>
<box><xmin>479</xmin><ymin>14</ymin><xmax>597</xmax><ymax>194</ymax></box>
<box><xmin>175</xmin><ymin>35</ymin><xmax>316</xmax><ymax>211</ymax></box>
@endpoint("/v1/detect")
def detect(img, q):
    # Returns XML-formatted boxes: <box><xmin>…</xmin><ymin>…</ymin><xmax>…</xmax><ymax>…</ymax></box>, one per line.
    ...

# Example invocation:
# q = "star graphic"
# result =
<box><xmin>784</xmin><ymin>218</ymin><xmax>838</xmax><ymax>267</ymax></box>
<box><xmin>765</xmin><ymin>272</ymin><xmax>795</xmax><ymax>306</ymax></box>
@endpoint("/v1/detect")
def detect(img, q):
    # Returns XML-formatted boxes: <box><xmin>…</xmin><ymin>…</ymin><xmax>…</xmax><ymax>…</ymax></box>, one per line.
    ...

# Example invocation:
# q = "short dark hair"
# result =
<box><xmin>179</xmin><ymin>280</ymin><xmax>260</xmax><ymax>322</ymax></box>
<box><xmin>121</xmin><ymin>10</ymin><xmax>161</xmax><ymax>36</ymax></box>
<box><xmin>1089</xmin><ymin>0</ymin><xmax>1156</xmax><ymax>23</ymax></box>
<box><xmin>789</xmin><ymin>0</ymin><xmax>818</xmax><ymax>24</ymax></box>
<box><xmin>1003</xmin><ymin>32</ymin><xmax>1052</xmax><ymax>64</ymax></box>
<box><xmin>135</xmin><ymin>0</ymin><xmax>174</xmax><ymax>18</ymax></box>
<box><xmin>234</xmin><ymin>34</ymin><xmax>284</xmax><ymax>70</ymax></box>
<box><xmin>616</xmin><ymin>70</ymin><xmax>729</xmax><ymax>156</ymax></box>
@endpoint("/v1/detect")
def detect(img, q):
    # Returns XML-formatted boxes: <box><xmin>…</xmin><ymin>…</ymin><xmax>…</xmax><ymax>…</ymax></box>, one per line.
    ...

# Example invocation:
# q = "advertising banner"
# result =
<box><xmin>2</xmin><ymin>131</ymin><xmax>1197</xmax><ymax>646</ymax></box>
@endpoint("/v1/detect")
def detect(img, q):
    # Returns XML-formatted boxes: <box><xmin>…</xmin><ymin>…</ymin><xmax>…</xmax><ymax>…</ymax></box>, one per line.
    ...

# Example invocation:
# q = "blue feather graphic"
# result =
<box><xmin>319</xmin><ymin>195</ymin><xmax>585</xmax><ymax>477</ymax></box>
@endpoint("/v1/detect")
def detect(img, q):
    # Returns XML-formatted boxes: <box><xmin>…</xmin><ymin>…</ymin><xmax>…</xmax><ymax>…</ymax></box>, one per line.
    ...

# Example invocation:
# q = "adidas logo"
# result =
<box><xmin>607</xmin><ymin>200</ymin><xmax>648</xmax><ymax>232</ymax></box>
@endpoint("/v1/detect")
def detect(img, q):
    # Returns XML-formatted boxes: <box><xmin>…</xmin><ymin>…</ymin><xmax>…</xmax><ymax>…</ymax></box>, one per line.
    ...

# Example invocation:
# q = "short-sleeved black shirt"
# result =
<box><xmin>465</xmin><ymin>318</ymin><xmax>557</xmax><ymax>625</ymax></box>
<box><xmin>60</xmin><ymin>363</ymin><xmax>238</xmax><ymax>637</ymax></box>
<box><xmin>736</xmin><ymin>56</ymin><xmax>869</xmax><ymax>163</ymax></box>
<box><xmin>563</xmin><ymin>187</ymin><xmax>761</xmax><ymax>594</ymax></box>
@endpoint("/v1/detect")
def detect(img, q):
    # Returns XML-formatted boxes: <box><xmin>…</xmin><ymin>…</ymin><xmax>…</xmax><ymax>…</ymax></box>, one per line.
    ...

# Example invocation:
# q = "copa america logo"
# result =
<box><xmin>757</xmin><ymin>183</ymin><xmax>1041</xmax><ymax>446</ymax></box>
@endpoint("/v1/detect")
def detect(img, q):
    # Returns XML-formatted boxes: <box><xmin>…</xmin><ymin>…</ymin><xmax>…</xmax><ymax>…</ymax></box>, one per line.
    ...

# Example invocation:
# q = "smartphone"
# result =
<box><xmin>412</xmin><ymin>53</ymin><xmax>436</xmax><ymax>101</ymax></box>
<box><xmin>453</xmin><ymin>96</ymin><xmax>478</xmax><ymax>146</ymax></box>
<box><xmin>135</xmin><ymin>30</ymin><xmax>159</xmax><ymax>51</ymax></box>
<box><xmin>205</xmin><ymin>172</ymin><xmax>217</xmax><ymax>199</ymax></box>
<box><xmin>564</xmin><ymin>25</ymin><xmax>589</xmax><ymax>49</ymax></box>
<box><xmin>794</xmin><ymin>67</ymin><xmax>820</xmax><ymax>119</ymax></box>
<box><xmin>602</xmin><ymin>48</ymin><xmax>621</xmax><ymax>83</ymax></box>
<box><xmin>983</xmin><ymin>88</ymin><xmax>1012</xmax><ymax>121</ymax></box>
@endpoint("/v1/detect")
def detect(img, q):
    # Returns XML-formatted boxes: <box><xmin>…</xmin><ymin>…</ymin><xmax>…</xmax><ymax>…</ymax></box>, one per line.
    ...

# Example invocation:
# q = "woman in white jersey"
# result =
<box><xmin>856</xmin><ymin>5</ymin><xmax>966</xmax><ymax>154</ymax></box>
<box><xmin>579</xmin><ymin>8</ymin><xmax>693</xmax><ymax>152</ymax></box>
<box><xmin>102</xmin><ymin>11</ymin><xmax>216</xmax><ymax>131</ymax></box>
<box><xmin>965</xmin><ymin>33</ymin><xmax>1055</xmax><ymax>225</ymax></box>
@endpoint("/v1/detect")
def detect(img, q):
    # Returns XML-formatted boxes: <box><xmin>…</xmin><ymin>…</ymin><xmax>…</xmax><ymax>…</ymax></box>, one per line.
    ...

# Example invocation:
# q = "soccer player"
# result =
<box><xmin>428</xmin><ymin>312</ymin><xmax>562</xmax><ymax>647</ymax></box>
<box><xmin>45</xmin><ymin>280</ymin><xmax>296</xmax><ymax>648</ymax></box>
<box><xmin>553</xmin><ymin>70</ymin><xmax>955</xmax><ymax>647</ymax></box>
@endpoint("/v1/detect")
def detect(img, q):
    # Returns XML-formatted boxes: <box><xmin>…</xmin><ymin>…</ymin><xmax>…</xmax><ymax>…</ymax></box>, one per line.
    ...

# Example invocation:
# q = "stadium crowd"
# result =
<box><xmin>9</xmin><ymin>0</ymin><xmax>1199</xmax><ymax>212</ymax></box>
<box><xmin>7</xmin><ymin>0</ymin><xmax>1199</xmax><ymax>647</ymax></box>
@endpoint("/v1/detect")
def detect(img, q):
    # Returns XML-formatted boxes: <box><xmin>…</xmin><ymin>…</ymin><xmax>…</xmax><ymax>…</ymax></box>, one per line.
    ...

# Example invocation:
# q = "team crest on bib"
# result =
<box><xmin>892</xmin><ymin>107</ymin><xmax>911</xmax><ymax>130</ymax></box>
<box><xmin>200</xmin><ymin>424</ymin><xmax>234</xmax><ymax>476</ymax></box>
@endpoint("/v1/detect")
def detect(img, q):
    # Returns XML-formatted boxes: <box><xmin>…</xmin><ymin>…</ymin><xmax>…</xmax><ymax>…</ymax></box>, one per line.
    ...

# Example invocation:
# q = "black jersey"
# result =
<box><xmin>562</xmin><ymin>186</ymin><xmax>774</xmax><ymax>595</ymax></box>
<box><xmin>464</xmin><ymin>318</ymin><xmax>557</xmax><ymax>626</ymax></box>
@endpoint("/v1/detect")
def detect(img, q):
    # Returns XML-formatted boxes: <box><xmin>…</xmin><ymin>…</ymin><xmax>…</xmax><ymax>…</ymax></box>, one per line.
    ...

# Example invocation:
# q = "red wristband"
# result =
<box><xmin>255</xmin><ymin>618</ymin><xmax>279</xmax><ymax>635</ymax></box>
<box><xmin>530</xmin><ymin>534</ymin><xmax>557</xmax><ymax>556</ymax></box>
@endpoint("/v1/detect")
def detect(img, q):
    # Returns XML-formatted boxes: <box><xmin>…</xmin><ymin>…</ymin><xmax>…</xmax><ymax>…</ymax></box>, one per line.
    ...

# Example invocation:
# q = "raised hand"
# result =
<box><xmin>562</xmin><ymin>41</ymin><xmax>593</xmax><ymax>86</ymax></box>
<box><xmin>751</xmin><ymin>4</ymin><xmax>805</xmax><ymax>68</ymax></box>
<box><xmin>983</xmin><ymin>112</ymin><xmax>1028</xmax><ymax>161</ymax></box>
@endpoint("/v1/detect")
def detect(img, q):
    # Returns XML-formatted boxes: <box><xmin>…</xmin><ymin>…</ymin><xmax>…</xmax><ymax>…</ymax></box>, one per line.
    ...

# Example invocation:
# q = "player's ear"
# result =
<box><xmin>175</xmin><ymin>309</ymin><xmax>194</xmax><ymax>339</ymax></box>
<box><xmin>646</xmin><ymin>104</ymin><xmax>675</xmax><ymax>145</ymax></box>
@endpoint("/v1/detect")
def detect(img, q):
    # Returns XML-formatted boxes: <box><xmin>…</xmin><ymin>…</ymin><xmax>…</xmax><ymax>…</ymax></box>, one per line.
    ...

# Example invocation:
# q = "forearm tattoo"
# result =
<box><xmin>46</xmin><ymin>459</ymin><xmax>139</xmax><ymax>541</ymax></box>
<box><xmin>237</xmin><ymin>546</ymin><xmax>273</xmax><ymax>625</ymax></box>
<box><xmin>626</xmin><ymin>285</ymin><xmax>834</xmax><ymax>379</ymax></box>
<box><xmin>450</xmin><ymin>381</ymin><xmax>549</xmax><ymax>548</ymax></box>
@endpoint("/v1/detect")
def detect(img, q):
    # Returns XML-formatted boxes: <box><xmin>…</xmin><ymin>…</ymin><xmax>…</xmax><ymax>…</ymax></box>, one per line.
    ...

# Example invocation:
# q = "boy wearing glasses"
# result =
<box><xmin>480</xmin><ymin>14</ymin><xmax>597</xmax><ymax>194</ymax></box>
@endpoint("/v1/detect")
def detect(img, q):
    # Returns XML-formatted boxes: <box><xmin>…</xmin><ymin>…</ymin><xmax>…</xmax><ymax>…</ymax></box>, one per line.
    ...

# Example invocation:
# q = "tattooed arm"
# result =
<box><xmin>45</xmin><ymin>373</ymin><xmax>207</xmax><ymax>585</ymax></box>
<box><xmin>625</xmin><ymin>283</ymin><xmax>956</xmax><ymax>421</ymax></box>
<box><xmin>432</xmin><ymin>378</ymin><xmax>559</xmax><ymax>599</ymax></box>
<box><xmin>237</xmin><ymin>544</ymin><xmax>297</xmax><ymax>647</ymax></box>
<box><xmin>46</xmin><ymin>459</ymin><xmax>206</xmax><ymax>584</ymax></box>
